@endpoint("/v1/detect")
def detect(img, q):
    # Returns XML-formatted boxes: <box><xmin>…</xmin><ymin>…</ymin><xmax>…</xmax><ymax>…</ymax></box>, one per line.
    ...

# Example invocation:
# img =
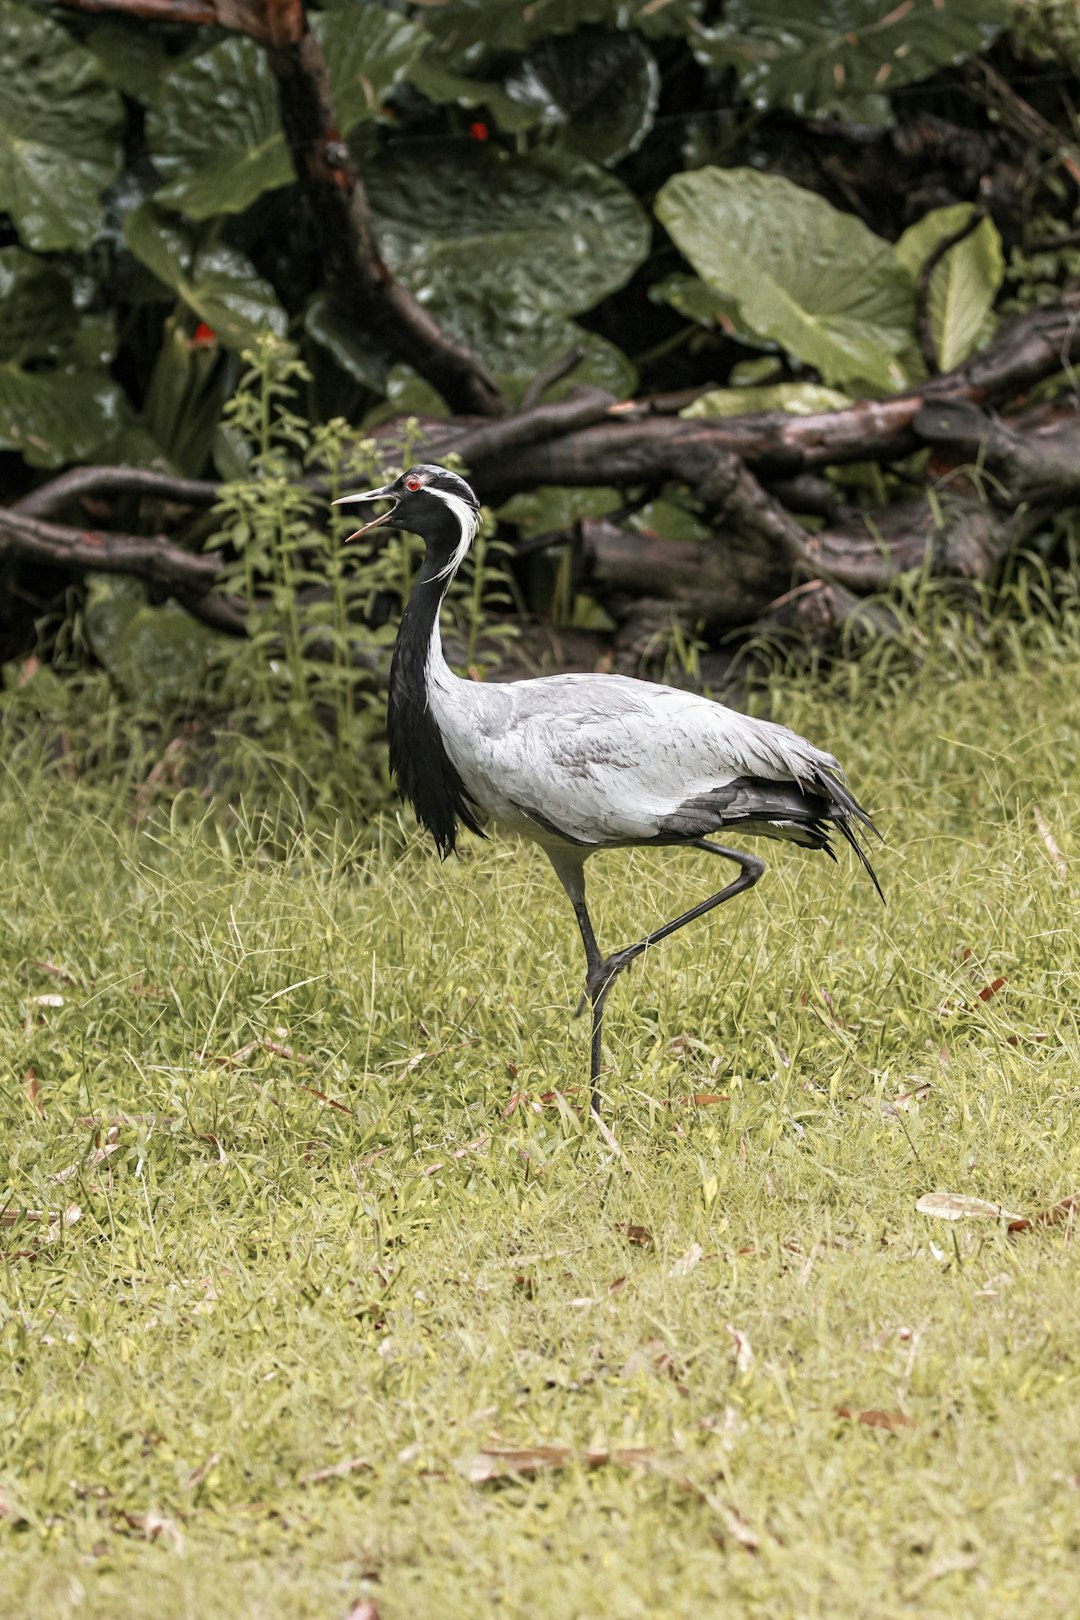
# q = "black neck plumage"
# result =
<box><xmin>387</xmin><ymin>554</ymin><xmax>485</xmax><ymax>859</ymax></box>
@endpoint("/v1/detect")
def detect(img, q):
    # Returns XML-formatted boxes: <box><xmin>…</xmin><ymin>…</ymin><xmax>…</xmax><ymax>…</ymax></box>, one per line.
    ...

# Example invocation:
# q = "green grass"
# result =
<box><xmin>2</xmin><ymin>645</ymin><xmax>1080</xmax><ymax>1618</ymax></box>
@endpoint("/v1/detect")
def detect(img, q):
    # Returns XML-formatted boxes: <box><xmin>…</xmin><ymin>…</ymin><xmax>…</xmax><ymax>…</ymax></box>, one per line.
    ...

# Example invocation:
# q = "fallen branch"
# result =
<box><xmin>14</xmin><ymin>467</ymin><xmax>220</xmax><ymax>521</ymax></box>
<box><xmin>0</xmin><ymin>507</ymin><xmax>222</xmax><ymax>592</ymax></box>
<box><xmin>464</xmin><ymin>292</ymin><xmax>1080</xmax><ymax>493</ymax></box>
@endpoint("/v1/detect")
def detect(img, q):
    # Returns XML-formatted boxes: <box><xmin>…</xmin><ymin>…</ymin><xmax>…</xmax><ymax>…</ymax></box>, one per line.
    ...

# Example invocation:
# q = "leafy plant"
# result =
<box><xmin>895</xmin><ymin>205</ymin><xmax>1005</xmax><ymax>373</ymax></box>
<box><xmin>655</xmin><ymin>167</ymin><xmax>915</xmax><ymax>391</ymax></box>
<box><xmin>691</xmin><ymin>0</ymin><xmax>1011</xmax><ymax>122</ymax></box>
<box><xmin>654</xmin><ymin>171</ymin><xmax>1006</xmax><ymax>392</ymax></box>
<box><xmin>207</xmin><ymin>337</ymin><xmax>391</xmax><ymax>810</ymax></box>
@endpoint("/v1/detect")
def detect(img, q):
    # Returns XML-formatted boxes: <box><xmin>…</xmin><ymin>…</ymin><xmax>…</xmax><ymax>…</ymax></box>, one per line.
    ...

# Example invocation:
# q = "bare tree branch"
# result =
<box><xmin>0</xmin><ymin>507</ymin><xmax>222</xmax><ymax>592</ymax></box>
<box><xmin>467</xmin><ymin>291</ymin><xmax>1080</xmax><ymax>493</ymax></box>
<box><xmin>14</xmin><ymin>467</ymin><xmax>221</xmax><ymax>520</ymax></box>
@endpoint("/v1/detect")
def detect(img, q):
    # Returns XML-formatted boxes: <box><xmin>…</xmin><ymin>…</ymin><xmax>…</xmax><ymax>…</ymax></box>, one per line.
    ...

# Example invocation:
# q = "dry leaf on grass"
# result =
<box><xmin>916</xmin><ymin>1191</ymin><xmax>1023</xmax><ymax>1223</ymax></box>
<box><xmin>614</xmin><ymin>1223</ymin><xmax>653</xmax><ymax>1248</ymax></box>
<box><xmin>52</xmin><ymin>1131</ymin><xmax>123</xmax><ymax>1184</ymax></box>
<box><xmin>300</xmin><ymin>1456</ymin><xmax>374</xmax><ymax>1486</ymax></box>
<box><xmin>183</xmin><ymin>1453</ymin><xmax>221</xmax><ymax>1490</ymax></box>
<box><xmin>670</xmin><ymin>1242</ymin><xmax>705</xmax><ymax>1276</ymax></box>
<box><xmin>0</xmin><ymin>1203</ymin><xmax>81</xmax><ymax>1249</ymax></box>
<box><xmin>31</xmin><ymin>958</ymin><xmax>75</xmax><ymax>983</ymax></box>
<box><xmin>1007</xmin><ymin>1191</ymin><xmax>1080</xmax><ymax>1234</ymax></box>
<box><xmin>719</xmin><ymin>1504</ymin><xmax>760</xmax><ymax>1551</ymax></box>
<box><xmin>1033</xmin><ymin>804</ymin><xmax>1067</xmax><ymax>879</ymax></box>
<box><xmin>834</xmin><ymin>1406</ymin><xmax>915</xmax><ymax>1433</ymax></box>
<box><xmin>726</xmin><ymin>1324</ymin><xmax>753</xmax><ymax>1376</ymax></box>
<box><xmin>660</xmin><ymin>1092</ymin><xmax>730</xmax><ymax>1108</ymax></box>
<box><xmin>24</xmin><ymin>1069</ymin><xmax>45</xmax><ymax>1120</ymax></box>
<box><xmin>121</xmin><ymin>1510</ymin><xmax>185</xmax><ymax>1550</ymax></box>
<box><xmin>344</xmin><ymin>1602</ymin><xmax>380</xmax><ymax>1620</ymax></box>
<box><xmin>938</xmin><ymin>974</ymin><xmax>1008</xmax><ymax>1017</ymax></box>
<box><xmin>620</xmin><ymin>1339</ymin><xmax>683</xmax><ymax>1383</ymax></box>
<box><xmin>465</xmin><ymin>1444</ymin><xmax>655</xmax><ymax>1484</ymax></box>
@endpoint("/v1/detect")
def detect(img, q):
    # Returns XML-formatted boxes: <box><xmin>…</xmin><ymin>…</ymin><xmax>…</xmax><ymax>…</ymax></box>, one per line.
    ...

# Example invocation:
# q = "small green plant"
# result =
<box><xmin>204</xmin><ymin>338</ymin><xmax>518</xmax><ymax>824</ymax></box>
<box><xmin>208</xmin><ymin>335</ymin><xmax>394</xmax><ymax>820</ymax></box>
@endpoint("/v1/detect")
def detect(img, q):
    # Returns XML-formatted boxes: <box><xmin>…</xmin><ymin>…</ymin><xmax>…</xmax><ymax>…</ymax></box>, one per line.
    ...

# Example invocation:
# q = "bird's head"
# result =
<box><xmin>333</xmin><ymin>463</ymin><xmax>480</xmax><ymax>580</ymax></box>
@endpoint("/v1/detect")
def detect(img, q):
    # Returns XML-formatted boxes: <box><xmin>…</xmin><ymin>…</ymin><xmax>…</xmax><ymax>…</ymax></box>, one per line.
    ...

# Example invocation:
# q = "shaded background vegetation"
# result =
<box><xmin>2</xmin><ymin>0</ymin><xmax>1080</xmax><ymax>813</ymax></box>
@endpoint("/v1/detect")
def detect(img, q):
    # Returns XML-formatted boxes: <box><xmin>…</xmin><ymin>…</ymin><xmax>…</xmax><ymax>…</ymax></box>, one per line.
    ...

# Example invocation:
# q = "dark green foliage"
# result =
<box><xmin>0</xmin><ymin>0</ymin><xmax>1077</xmax><ymax>791</ymax></box>
<box><xmin>0</xmin><ymin>0</ymin><xmax>1048</xmax><ymax>482</ymax></box>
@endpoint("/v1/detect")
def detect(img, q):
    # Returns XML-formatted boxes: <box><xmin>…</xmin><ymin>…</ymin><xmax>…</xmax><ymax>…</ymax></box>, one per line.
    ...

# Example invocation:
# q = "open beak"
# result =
<box><xmin>331</xmin><ymin>482</ymin><xmax>400</xmax><ymax>542</ymax></box>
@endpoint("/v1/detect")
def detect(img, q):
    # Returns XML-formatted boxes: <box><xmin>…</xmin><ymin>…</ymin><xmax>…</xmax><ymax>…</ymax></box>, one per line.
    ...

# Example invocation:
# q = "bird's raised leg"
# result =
<box><xmin>551</xmin><ymin>842</ymin><xmax>765</xmax><ymax>1120</ymax></box>
<box><xmin>592</xmin><ymin>841</ymin><xmax>765</xmax><ymax>995</ymax></box>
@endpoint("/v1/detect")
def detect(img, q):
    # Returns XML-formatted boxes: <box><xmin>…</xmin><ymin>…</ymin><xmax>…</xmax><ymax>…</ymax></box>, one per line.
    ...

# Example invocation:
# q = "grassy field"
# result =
<box><xmin>2</xmin><ymin>641</ymin><xmax>1079</xmax><ymax>1618</ymax></box>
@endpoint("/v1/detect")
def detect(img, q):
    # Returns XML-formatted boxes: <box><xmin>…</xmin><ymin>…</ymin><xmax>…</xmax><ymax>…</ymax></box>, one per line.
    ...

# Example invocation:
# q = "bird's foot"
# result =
<box><xmin>575</xmin><ymin>947</ymin><xmax>641</xmax><ymax>1017</ymax></box>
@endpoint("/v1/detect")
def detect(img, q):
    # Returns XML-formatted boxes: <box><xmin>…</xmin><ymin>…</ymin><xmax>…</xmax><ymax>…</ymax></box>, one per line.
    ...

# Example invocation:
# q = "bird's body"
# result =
<box><xmin>338</xmin><ymin>464</ymin><xmax>882</xmax><ymax>1117</ymax></box>
<box><xmin>430</xmin><ymin>665</ymin><xmax>860</xmax><ymax>854</ymax></box>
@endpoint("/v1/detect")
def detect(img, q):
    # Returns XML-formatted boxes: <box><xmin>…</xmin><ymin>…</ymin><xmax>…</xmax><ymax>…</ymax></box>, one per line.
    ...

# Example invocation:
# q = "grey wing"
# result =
<box><xmin>435</xmin><ymin>672</ymin><xmax>852</xmax><ymax>846</ymax></box>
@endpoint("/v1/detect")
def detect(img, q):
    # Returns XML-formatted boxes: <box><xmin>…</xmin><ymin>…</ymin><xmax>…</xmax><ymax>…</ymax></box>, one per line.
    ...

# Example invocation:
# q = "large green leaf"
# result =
<box><xmin>648</xmin><ymin>271</ymin><xmax>755</xmax><ymax>341</ymax></box>
<box><xmin>504</xmin><ymin>31</ymin><xmax>659</xmax><ymax>165</ymax></box>
<box><xmin>404</xmin><ymin>55</ymin><xmax>541</xmax><ymax>133</ymax></box>
<box><xmin>81</xmin><ymin>19</ymin><xmax>207</xmax><ymax>104</ymax></box>
<box><xmin>494</xmin><ymin>321</ymin><xmax>638</xmax><ymax>405</ymax></box>
<box><xmin>421</xmin><ymin>0</ymin><xmax>699</xmax><ymax>60</ymax></box>
<box><xmin>367</xmin><ymin>145</ymin><xmax>649</xmax><ymax>360</ymax></box>
<box><xmin>359</xmin><ymin>319</ymin><xmax>636</xmax><ymax>421</ymax></box>
<box><xmin>318</xmin><ymin>3</ymin><xmax>430</xmax><ymax>135</ymax></box>
<box><xmin>147</xmin><ymin>38</ymin><xmax>290</xmax><ymax>220</ymax></box>
<box><xmin>85</xmin><ymin>577</ymin><xmax>220</xmax><ymax>707</ymax></box>
<box><xmin>692</xmin><ymin>0</ymin><xmax>1009</xmax><ymax>119</ymax></box>
<box><xmin>895</xmin><ymin>205</ymin><xmax>1004</xmax><ymax>373</ymax></box>
<box><xmin>682</xmin><ymin>382</ymin><xmax>851</xmax><ymax>419</ymax></box>
<box><xmin>124</xmin><ymin>204</ymin><xmax>287</xmax><ymax>350</ymax></box>
<box><xmin>655</xmin><ymin>167</ymin><xmax>913</xmax><ymax>391</ymax></box>
<box><xmin>0</xmin><ymin>0</ymin><xmax>122</xmax><ymax>250</ymax></box>
<box><xmin>146</xmin><ymin>9</ymin><xmax>428</xmax><ymax>221</ymax></box>
<box><xmin>0</xmin><ymin>248</ymin><xmax>126</xmax><ymax>467</ymax></box>
<box><xmin>304</xmin><ymin>294</ymin><xmax>389</xmax><ymax>394</ymax></box>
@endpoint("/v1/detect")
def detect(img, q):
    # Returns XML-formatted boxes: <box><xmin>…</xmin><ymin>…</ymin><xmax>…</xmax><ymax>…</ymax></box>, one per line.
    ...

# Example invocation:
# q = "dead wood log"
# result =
<box><xmin>463</xmin><ymin>291</ymin><xmax>1080</xmax><ymax>492</ymax></box>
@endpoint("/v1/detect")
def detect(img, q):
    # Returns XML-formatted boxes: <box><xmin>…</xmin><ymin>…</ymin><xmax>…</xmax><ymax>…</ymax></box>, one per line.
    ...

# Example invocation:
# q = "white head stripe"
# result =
<box><xmin>430</xmin><ymin>486</ymin><xmax>480</xmax><ymax>580</ymax></box>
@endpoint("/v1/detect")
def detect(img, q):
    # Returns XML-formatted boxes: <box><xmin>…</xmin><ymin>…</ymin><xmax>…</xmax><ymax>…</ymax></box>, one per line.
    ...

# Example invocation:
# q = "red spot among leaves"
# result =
<box><xmin>469</xmin><ymin>121</ymin><xmax>489</xmax><ymax>141</ymax></box>
<box><xmin>192</xmin><ymin>322</ymin><xmax>217</xmax><ymax>346</ymax></box>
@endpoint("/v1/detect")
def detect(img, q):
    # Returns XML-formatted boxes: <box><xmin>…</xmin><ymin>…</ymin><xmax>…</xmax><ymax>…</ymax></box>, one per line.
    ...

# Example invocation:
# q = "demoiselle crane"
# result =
<box><xmin>336</xmin><ymin>464</ymin><xmax>883</xmax><ymax>1120</ymax></box>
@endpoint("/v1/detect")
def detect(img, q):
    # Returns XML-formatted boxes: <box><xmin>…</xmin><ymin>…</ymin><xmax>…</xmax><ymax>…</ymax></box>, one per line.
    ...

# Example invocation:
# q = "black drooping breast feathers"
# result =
<box><xmin>387</xmin><ymin>576</ymin><xmax>484</xmax><ymax>859</ymax></box>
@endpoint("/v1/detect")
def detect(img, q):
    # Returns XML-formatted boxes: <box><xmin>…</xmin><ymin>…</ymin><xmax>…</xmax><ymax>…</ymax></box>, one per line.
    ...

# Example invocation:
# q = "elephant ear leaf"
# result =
<box><xmin>145</xmin><ymin>11</ymin><xmax>428</xmax><ymax>221</ymax></box>
<box><xmin>124</xmin><ymin>204</ymin><xmax>287</xmax><ymax>351</ymax></box>
<box><xmin>146</xmin><ymin>38</ymin><xmax>292</xmax><ymax>221</ymax></box>
<box><xmin>895</xmin><ymin>205</ymin><xmax>1004</xmax><ymax>373</ymax></box>
<box><xmin>0</xmin><ymin>0</ymin><xmax>123</xmax><ymax>250</ymax></box>
<box><xmin>656</xmin><ymin>166</ymin><xmax>913</xmax><ymax>392</ymax></box>
<box><xmin>692</xmin><ymin>0</ymin><xmax>1010</xmax><ymax>119</ymax></box>
<box><xmin>0</xmin><ymin>248</ymin><xmax>125</xmax><ymax>468</ymax></box>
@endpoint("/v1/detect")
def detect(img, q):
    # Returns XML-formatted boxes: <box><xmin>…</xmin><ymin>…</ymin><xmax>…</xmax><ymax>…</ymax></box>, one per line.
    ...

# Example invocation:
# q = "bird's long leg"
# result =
<box><xmin>589</xmin><ymin>841</ymin><xmax>765</xmax><ymax>1110</ymax></box>
<box><xmin>568</xmin><ymin>895</ymin><xmax>608</xmax><ymax>1119</ymax></box>
<box><xmin>547</xmin><ymin>851</ymin><xmax>611</xmax><ymax>1119</ymax></box>
<box><xmin>552</xmin><ymin>843</ymin><xmax>765</xmax><ymax>1120</ymax></box>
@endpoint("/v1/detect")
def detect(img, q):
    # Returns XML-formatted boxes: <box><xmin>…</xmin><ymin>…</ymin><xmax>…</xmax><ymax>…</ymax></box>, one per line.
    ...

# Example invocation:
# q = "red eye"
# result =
<box><xmin>405</xmin><ymin>474</ymin><xmax>421</xmax><ymax>492</ymax></box>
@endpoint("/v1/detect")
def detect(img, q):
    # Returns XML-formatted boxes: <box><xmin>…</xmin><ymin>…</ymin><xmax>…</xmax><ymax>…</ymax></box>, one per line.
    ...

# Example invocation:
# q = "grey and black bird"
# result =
<box><xmin>336</xmin><ymin>464</ymin><xmax>883</xmax><ymax>1119</ymax></box>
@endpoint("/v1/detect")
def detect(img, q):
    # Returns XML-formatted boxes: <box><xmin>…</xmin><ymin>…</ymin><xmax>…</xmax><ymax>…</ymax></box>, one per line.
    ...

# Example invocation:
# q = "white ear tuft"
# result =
<box><xmin>430</xmin><ymin>487</ymin><xmax>480</xmax><ymax>581</ymax></box>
